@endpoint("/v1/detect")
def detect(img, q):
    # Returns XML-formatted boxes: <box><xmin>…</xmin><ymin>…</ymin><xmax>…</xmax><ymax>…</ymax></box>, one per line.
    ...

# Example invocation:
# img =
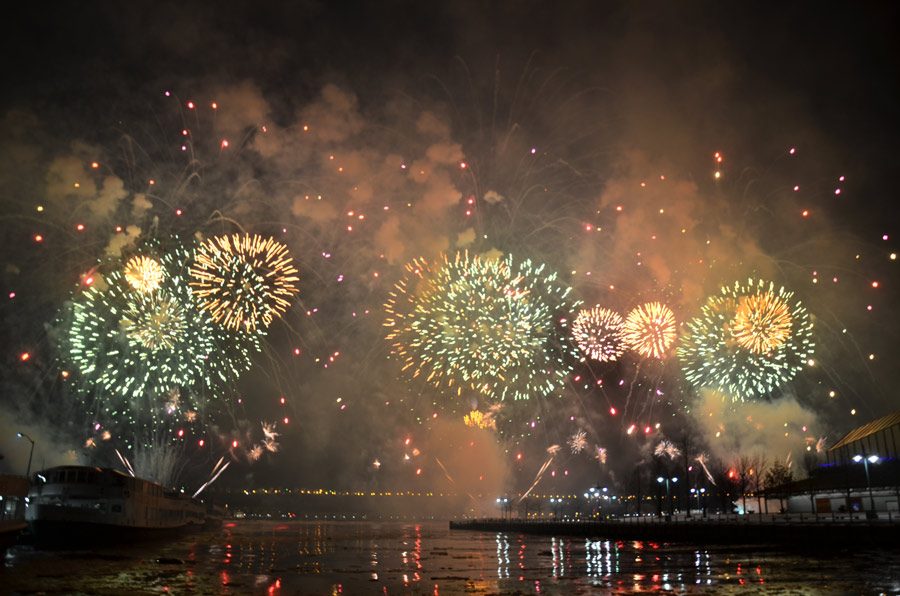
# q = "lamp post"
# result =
<box><xmin>657</xmin><ymin>476</ymin><xmax>678</xmax><ymax>518</ymax></box>
<box><xmin>691</xmin><ymin>487</ymin><xmax>706</xmax><ymax>515</ymax></box>
<box><xmin>853</xmin><ymin>454</ymin><xmax>879</xmax><ymax>519</ymax></box>
<box><xmin>17</xmin><ymin>432</ymin><xmax>35</xmax><ymax>478</ymax></box>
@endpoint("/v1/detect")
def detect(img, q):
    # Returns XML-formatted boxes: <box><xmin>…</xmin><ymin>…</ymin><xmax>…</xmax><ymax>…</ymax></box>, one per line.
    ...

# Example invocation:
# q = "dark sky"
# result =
<box><xmin>2</xmin><ymin>1</ymin><xmax>898</xmax><ymax>494</ymax></box>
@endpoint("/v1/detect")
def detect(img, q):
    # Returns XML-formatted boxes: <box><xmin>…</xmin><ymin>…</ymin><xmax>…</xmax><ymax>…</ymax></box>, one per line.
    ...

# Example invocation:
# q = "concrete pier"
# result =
<box><xmin>450</xmin><ymin>513</ymin><xmax>900</xmax><ymax>547</ymax></box>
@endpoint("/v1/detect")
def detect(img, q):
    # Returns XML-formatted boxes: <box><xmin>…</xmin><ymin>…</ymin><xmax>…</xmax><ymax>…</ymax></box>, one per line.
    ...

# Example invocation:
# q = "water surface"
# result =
<box><xmin>4</xmin><ymin>520</ymin><xmax>900</xmax><ymax>594</ymax></box>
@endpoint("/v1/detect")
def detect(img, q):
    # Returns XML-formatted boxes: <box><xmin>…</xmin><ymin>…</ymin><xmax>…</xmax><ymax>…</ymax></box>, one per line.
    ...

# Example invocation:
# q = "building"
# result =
<box><xmin>826</xmin><ymin>410</ymin><xmax>900</xmax><ymax>464</ymax></box>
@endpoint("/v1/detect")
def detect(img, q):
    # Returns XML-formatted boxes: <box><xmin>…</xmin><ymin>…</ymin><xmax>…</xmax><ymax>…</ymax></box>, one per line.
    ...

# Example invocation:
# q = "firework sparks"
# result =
<box><xmin>190</xmin><ymin>234</ymin><xmax>299</xmax><ymax>332</ymax></box>
<box><xmin>654</xmin><ymin>439</ymin><xmax>680</xmax><ymax>460</ymax></box>
<box><xmin>568</xmin><ymin>429</ymin><xmax>588</xmax><ymax>454</ymax></box>
<box><xmin>120</xmin><ymin>292</ymin><xmax>186</xmax><ymax>352</ymax></box>
<box><xmin>261</xmin><ymin>421</ymin><xmax>280</xmax><ymax>441</ymax></box>
<box><xmin>595</xmin><ymin>446</ymin><xmax>607</xmax><ymax>464</ymax></box>
<box><xmin>678</xmin><ymin>279</ymin><xmax>815</xmax><ymax>400</ymax></box>
<box><xmin>572</xmin><ymin>306</ymin><xmax>625</xmax><ymax>362</ymax></box>
<box><xmin>62</xmin><ymin>239</ymin><xmax>260</xmax><ymax>434</ymax></box>
<box><xmin>248</xmin><ymin>444</ymin><xmax>264</xmax><ymax>461</ymax></box>
<box><xmin>731</xmin><ymin>291</ymin><xmax>793</xmax><ymax>353</ymax></box>
<box><xmin>384</xmin><ymin>251</ymin><xmax>579</xmax><ymax>403</ymax></box>
<box><xmin>463</xmin><ymin>409</ymin><xmax>496</xmax><ymax>429</ymax></box>
<box><xmin>623</xmin><ymin>302</ymin><xmax>677</xmax><ymax>359</ymax></box>
<box><xmin>695</xmin><ymin>452</ymin><xmax>715</xmax><ymax>484</ymax></box>
<box><xmin>123</xmin><ymin>255</ymin><xmax>164</xmax><ymax>293</ymax></box>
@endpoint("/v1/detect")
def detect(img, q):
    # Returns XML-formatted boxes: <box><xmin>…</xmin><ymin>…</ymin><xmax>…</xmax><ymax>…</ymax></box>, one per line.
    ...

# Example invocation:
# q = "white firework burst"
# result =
<box><xmin>568</xmin><ymin>430</ymin><xmax>588</xmax><ymax>454</ymax></box>
<box><xmin>261</xmin><ymin>421</ymin><xmax>280</xmax><ymax>441</ymax></box>
<box><xmin>654</xmin><ymin>440</ymin><xmax>680</xmax><ymax>460</ymax></box>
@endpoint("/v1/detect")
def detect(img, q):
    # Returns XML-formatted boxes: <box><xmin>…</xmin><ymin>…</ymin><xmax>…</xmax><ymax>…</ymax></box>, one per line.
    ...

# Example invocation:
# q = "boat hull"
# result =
<box><xmin>28</xmin><ymin>518</ymin><xmax>200</xmax><ymax>546</ymax></box>
<box><xmin>26</xmin><ymin>466</ymin><xmax>208</xmax><ymax>546</ymax></box>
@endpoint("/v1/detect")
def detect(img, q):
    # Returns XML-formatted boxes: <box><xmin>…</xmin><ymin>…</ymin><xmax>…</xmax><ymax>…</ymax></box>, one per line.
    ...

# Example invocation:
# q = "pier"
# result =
<box><xmin>450</xmin><ymin>513</ymin><xmax>900</xmax><ymax>547</ymax></box>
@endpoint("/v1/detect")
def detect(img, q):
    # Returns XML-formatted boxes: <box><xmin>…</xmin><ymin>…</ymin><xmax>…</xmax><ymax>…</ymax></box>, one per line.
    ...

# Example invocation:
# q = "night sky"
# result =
<box><xmin>1</xmin><ymin>1</ymin><xmax>898</xmax><ymax>499</ymax></box>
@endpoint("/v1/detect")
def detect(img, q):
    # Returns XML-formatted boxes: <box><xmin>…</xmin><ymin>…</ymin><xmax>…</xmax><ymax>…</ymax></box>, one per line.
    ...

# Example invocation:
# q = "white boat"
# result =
<box><xmin>0</xmin><ymin>475</ymin><xmax>29</xmax><ymax>551</ymax></box>
<box><xmin>26</xmin><ymin>465</ymin><xmax>206</xmax><ymax>544</ymax></box>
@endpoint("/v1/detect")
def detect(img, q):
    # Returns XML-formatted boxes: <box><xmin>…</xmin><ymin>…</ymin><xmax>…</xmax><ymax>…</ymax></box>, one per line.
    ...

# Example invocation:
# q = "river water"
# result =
<box><xmin>4</xmin><ymin>519</ymin><xmax>900</xmax><ymax>595</ymax></box>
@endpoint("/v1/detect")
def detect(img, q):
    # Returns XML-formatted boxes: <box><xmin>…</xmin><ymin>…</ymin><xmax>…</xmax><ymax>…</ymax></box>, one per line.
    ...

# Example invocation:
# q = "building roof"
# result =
<box><xmin>829</xmin><ymin>410</ymin><xmax>900</xmax><ymax>451</ymax></box>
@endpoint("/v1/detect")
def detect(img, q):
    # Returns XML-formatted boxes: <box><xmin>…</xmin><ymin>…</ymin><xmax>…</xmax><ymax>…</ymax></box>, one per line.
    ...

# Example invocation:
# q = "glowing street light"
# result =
<box><xmin>690</xmin><ymin>487</ymin><xmax>706</xmax><ymax>515</ymax></box>
<box><xmin>852</xmin><ymin>454</ymin><xmax>879</xmax><ymax>518</ymax></box>
<box><xmin>17</xmin><ymin>432</ymin><xmax>35</xmax><ymax>478</ymax></box>
<box><xmin>657</xmin><ymin>476</ymin><xmax>678</xmax><ymax>517</ymax></box>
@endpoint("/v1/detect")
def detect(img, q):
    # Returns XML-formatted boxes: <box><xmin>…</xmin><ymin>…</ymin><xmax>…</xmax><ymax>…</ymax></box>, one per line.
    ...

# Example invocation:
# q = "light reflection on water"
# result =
<box><xmin>4</xmin><ymin>520</ymin><xmax>900</xmax><ymax>595</ymax></box>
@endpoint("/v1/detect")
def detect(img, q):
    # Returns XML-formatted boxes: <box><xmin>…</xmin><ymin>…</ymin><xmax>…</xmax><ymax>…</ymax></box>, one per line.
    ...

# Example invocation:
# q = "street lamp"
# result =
<box><xmin>690</xmin><ymin>487</ymin><xmax>706</xmax><ymax>515</ymax></box>
<box><xmin>852</xmin><ymin>454</ymin><xmax>879</xmax><ymax>518</ymax></box>
<box><xmin>657</xmin><ymin>476</ymin><xmax>678</xmax><ymax>517</ymax></box>
<box><xmin>17</xmin><ymin>432</ymin><xmax>35</xmax><ymax>478</ymax></box>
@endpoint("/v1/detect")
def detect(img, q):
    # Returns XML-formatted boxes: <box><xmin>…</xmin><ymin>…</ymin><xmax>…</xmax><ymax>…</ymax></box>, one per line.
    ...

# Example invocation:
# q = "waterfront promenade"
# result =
<box><xmin>450</xmin><ymin>512</ymin><xmax>900</xmax><ymax>546</ymax></box>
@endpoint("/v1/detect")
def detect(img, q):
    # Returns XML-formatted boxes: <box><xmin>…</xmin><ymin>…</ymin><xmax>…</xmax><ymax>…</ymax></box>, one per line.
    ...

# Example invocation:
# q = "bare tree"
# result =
<box><xmin>733</xmin><ymin>455</ymin><xmax>757</xmax><ymax>514</ymax></box>
<box><xmin>752</xmin><ymin>456</ymin><xmax>769</xmax><ymax>513</ymax></box>
<box><xmin>763</xmin><ymin>461</ymin><xmax>794</xmax><ymax>513</ymax></box>
<box><xmin>710</xmin><ymin>459</ymin><xmax>738</xmax><ymax>513</ymax></box>
<box><xmin>675</xmin><ymin>428</ymin><xmax>700</xmax><ymax>514</ymax></box>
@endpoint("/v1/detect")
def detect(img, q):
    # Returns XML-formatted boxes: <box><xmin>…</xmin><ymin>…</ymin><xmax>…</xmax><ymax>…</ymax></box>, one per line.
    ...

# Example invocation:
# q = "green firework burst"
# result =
<box><xmin>384</xmin><ymin>251</ymin><xmax>580</xmax><ymax>403</ymax></box>
<box><xmin>62</xmin><ymin>239</ymin><xmax>261</xmax><ymax>417</ymax></box>
<box><xmin>677</xmin><ymin>279</ymin><xmax>815</xmax><ymax>401</ymax></box>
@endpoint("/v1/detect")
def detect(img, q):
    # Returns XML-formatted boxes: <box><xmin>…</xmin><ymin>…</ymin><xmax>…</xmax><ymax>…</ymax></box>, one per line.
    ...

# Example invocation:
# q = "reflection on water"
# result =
<box><xmin>4</xmin><ymin>520</ymin><xmax>900</xmax><ymax>595</ymax></box>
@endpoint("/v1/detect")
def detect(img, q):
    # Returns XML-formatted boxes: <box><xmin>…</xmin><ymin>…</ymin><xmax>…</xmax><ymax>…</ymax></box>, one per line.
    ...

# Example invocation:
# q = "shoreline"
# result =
<box><xmin>450</xmin><ymin>514</ymin><xmax>900</xmax><ymax>546</ymax></box>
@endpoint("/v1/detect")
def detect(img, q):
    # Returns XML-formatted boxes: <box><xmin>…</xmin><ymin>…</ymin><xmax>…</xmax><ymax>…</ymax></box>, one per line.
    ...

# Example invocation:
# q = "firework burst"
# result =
<box><xmin>62</xmin><ymin>240</ymin><xmax>260</xmax><ymax>420</ymax></box>
<box><xmin>120</xmin><ymin>292</ymin><xmax>186</xmax><ymax>351</ymax></box>
<box><xmin>731</xmin><ymin>288</ymin><xmax>794</xmax><ymax>354</ymax></box>
<box><xmin>384</xmin><ymin>251</ymin><xmax>579</xmax><ymax>403</ymax></box>
<box><xmin>622</xmin><ymin>302</ymin><xmax>678</xmax><ymax>359</ymax></box>
<box><xmin>568</xmin><ymin>429</ymin><xmax>588</xmax><ymax>454</ymax></box>
<box><xmin>678</xmin><ymin>279</ymin><xmax>815</xmax><ymax>401</ymax></box>
<box><xmin>572</xmin><ymin>306</ymin><xmax>625</xmax><ymax>362</ymax></box>
<box><xmin>654</xmin><ymin>439</ymin><xmax>680</xmax><ymax>460</ymax></box>
<box><xmin>463</xmin><ymin>409</ymin><xmax>496</xmax><ymax>429</ymax></box>
<box><xmin>189</xmin><ymin>233</ymin><xmax>300</xmax><ymax>332</ymax></box>
<box><xmin>123</xmin><ymin>255</ymin><xmax>164</xmax><ymax>293</ymax></box>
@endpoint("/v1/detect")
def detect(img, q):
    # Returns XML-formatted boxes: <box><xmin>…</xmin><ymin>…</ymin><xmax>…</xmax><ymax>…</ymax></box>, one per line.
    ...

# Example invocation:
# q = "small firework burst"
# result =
<box><xmin>546</xmin><ymin>444</ymin><xmax>561</xmax><ymax>456</ymax></box>
<box><xmin>463</xmin><ymin>409</ymin><xmax>496</xmax><ymax>429</ymax></box>
<box><xmin>623</xmin><ymin>302</ymin><xmax>677</xmax><ymax>359</ymax></box>
<box><xmin>261</xmin><ymin>421</ymin><xmax>280</xmax><ymax>441</ymax></box>
<box><xmin>654</xmin><ymin>439</ymin><xmax>680</xmax><ymax>460</ymax></box>
<box><xmin>595</xmin><ymin>446</ymin><xmax>608</xmax><ymax>464</ymax></box>
<box><xmin>568</xmin><ymin>430</ymin><xmax>588</xmax><ymax>454</ymax></box>
<box><xmin>572</xmin><ymin>306</ymin><xmax>625</xmax><ymax>362</ymax></box>
<box><xmin>248</xmin><ymin>445</ymin><xmax>264</xmax><ymax>461</ymax></box>
<box><xmin>123</xmin><ymin>255</ymin><xmax>164</xmax><ymax>293</ymax></box>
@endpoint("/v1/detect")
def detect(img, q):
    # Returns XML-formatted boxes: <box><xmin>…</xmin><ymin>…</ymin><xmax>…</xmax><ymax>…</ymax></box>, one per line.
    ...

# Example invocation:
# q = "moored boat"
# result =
<box><xmin>26</xmin><ymin>465</ymin><xmax>206</xmax><ymax>544</ymax></box>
